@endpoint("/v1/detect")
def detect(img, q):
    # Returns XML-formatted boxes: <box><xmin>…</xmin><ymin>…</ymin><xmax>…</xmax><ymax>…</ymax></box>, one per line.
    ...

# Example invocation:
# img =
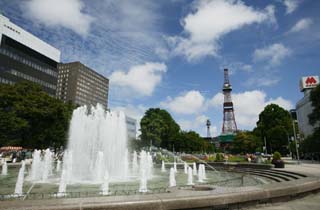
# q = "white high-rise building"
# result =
<box><xmin>0</xmin><ymin>14</ymin><xmax>61</xmax><ymax>96</ymax></box>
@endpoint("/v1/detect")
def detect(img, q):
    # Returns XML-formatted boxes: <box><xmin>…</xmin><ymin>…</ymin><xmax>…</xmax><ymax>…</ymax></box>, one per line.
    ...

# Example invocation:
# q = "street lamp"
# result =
<box><xmin>290</xmin><ymin>109</ymin><xmax>300</xmax><ymax>164</ymax></box>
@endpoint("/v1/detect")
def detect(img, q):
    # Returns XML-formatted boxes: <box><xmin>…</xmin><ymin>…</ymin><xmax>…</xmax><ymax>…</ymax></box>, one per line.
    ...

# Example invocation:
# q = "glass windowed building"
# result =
<box><xmin>0</xmin><ymin>14</ymin><xmax>60</xmax><ymax>96</ymax></box>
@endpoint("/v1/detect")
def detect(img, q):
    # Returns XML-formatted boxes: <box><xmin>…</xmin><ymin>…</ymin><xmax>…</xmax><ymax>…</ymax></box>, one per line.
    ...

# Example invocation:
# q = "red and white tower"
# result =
<box><xmin>222</xmin><ymin>69</ymin><xmax>237</xmax><ymax>134</ymax></box>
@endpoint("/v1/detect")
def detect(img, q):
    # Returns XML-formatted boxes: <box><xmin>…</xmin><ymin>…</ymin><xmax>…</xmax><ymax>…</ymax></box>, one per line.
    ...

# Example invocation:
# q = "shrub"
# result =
<box><xmin>272</xmin><ymin>151</ymin><xmax>282</xmax><ymax>161</ymax></box>
<box><xmin>215</xmin><ymin>153</ymin><xmax>224</xmax><ymax>162</ymax></box>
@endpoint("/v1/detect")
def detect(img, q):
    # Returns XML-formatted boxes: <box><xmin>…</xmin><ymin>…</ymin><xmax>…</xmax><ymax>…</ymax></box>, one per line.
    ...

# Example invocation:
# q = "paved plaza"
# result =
<box><xmin>249</xmin><ymin>160</ymin><xmax>320</xmax><ymax>210</ymax></box>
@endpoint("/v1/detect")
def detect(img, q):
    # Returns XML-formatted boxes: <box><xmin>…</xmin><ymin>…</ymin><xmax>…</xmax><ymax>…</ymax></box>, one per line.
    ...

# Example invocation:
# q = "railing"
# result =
<box><xmin>0</xmin><ymin>175</ymin><xmax>246</xmax><ymax>201</ymax></box>
<box><xmin>0</xmin><ymin>187</ymin><xmax>169</xmax><ymax>201</ymax></box>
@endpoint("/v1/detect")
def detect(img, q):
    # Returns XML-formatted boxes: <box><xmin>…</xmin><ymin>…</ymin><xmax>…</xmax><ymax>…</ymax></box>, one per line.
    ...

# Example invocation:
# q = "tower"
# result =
<box><xmin>206</xmin><ymin>119</ymin><xmax>211</xmax><ymax>138</ymax></box>
<box><xmin>222</xmin><ymin>69</ymin><xmax>237</xmax><ymax>134</ymax></box>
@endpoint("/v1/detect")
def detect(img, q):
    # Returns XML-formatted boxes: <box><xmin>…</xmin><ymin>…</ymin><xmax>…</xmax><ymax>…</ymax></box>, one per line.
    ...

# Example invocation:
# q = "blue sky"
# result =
<box><xmin>1</xmin><ymin>0</ymin><xmax>319</xmax><ymax>137</ymax></box>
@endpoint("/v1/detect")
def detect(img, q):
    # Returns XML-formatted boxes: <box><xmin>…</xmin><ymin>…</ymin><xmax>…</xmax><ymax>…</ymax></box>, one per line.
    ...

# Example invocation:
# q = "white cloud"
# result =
<box><xmin>209</xmin><ymin>90</ymin><xmax>293</xmax><ymax>129</ymax></box>
<box><xmin>161</xmin><ymin>90</ymin><xmax>205</xmax><ymax>115</ymax></box>
<box><xmin>289</xmin><ymin>18</ymin><xmax>313</xmax><ymax>33</ymax></box>
<box><xmin>283</xmin><ymin>0</ymin><xmax>299</xmax><ymax>14</ymax></box>
<box><xmin>110</xmin><ymin>62</ymin><xmax>167</xmax><ymax>96</ymax></box>
<box><xmin>23</xmin><ymin>0</ymin><xmax>94</xmax><ymax>36</ymax></box>
<box><xmin>168</xmin><ymin>0</ymin><xmax>276</xmax><ymax>61</ymax></box>
<box><xmin>253</xmin><ymin>43</ymin><xmax>291</xmax><ymax>66</ymax></box>
<box><xmin>246</xmin><ymin>77</ymin><xmax>280</xmax><ymax>87</ymax></box>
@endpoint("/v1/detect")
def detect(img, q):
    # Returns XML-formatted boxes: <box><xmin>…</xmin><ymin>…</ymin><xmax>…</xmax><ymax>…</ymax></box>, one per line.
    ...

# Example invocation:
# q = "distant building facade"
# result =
<box><xmin>126</xmin><ymin>116</ymin><xmax>137</xmax><ymax>140</ymax></box>
<box><xmin>56</xmin><ymin>62</ymin><xmax>109</xmax><ymax>108</ymax></box>
<box><xmin>0</xmin><ymin>14</ymin><xmax>60</xmax><ymax>96</ymax></box>
<box><xmin>296</xmin><ymin>76</ymin><xmax>319</xmax><ymax>137</ymax></box>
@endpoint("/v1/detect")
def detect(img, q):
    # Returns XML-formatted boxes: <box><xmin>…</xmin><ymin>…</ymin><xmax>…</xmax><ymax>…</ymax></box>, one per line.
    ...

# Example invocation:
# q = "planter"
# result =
<box><xmin>273</xmin><ymin>161</ymin><xmax>285</xmax><ymax>168</ymax></box>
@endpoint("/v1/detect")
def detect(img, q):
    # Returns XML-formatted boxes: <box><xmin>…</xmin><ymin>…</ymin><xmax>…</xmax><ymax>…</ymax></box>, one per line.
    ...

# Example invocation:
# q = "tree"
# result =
<box><xmin>0</xmin><ymin>82</ymin><xmax>74</xmax><ymax>148</ymax></box>
<box><xmin>140</xmin><ymin>108</ymin><xmax>180</xmax><ymax>148</ymax></box>
<box><xmin>175</xmin><ymin>131</ymin><xmax>214</xmax><ymax>153</ymax></box>
<box><xmin>256</xmin><ymin>104</ymin><xmax>292</xmax><ymax>155</ymax></box>
<box><xmin>231</xmin><ymin>131</ymin><xmax>262</xmax><ymax>154</ymax></box>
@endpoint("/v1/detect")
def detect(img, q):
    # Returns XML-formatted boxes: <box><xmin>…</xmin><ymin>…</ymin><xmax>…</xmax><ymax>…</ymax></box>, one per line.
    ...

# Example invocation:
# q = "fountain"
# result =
<box><xmin>161</xmin><ymin>160</ymin><xmax>166</xmax><ymax>172</ymax></box>
<box><xmin>30</xmin><ymin>150</ymin><xmax>41</xmax><ymax>181</ymax></box>
<box><xmin>147</xmin><ymin>152</ymin><xmax>153</xmax><ymax>178</ymax></box>
<box><xmin>14</xmin><ymin>161</ymin><xmax>25</xmax><ymax>196</ymax></box>
<box><xmin>173</xmin><ymin>161</ymin><xmax>177</xmax><ymax>173</ymax></box>
<box><xmin>1</xmin><ymin>160</ymin><xmax>7</xmax><ymax>175</ymax></box>
<box><xmin>64</xmin><ymin>105</ymin><xmax>129</xmax><ymax>183</ymax></box>
<box><xmin>187</xmin><ymin>167</ymin><xmax>193</xmax><ymax>185</ymax></box>
<box><xmin>193</xmin><ymin>162</ymin><xmax>197</xmax><ymax>175</ymax></box>
<box><xmin>100</xmin><ymin>169</ymin><xmax>110</xmax><ymax>195</ymax></box>
<box><xmin>184</xmin><ymin>162</ymin><xmax>188</xmax><ymax>174</ymax></box>
<box><xmin>169</xmin><ymin>168</ymin><xmax>176</xmax><ymax>187</ymax></box>
<box><xmin>42</xmin><ymin>149</ymin><xmax>53</xmax><ymax>182</ymax></box>
<box><xmin>132</xmin><ymin>151</ymin><xmax>138</xmax><ymax>174</ymax></box>
<box><xmin>56</xmin><ymin>160</ymin><xmax>61</xmax><ymax>172</ymax></box>
<box><xmin>198</xmin><ymin>164</ymin><xmax>205</xmax><ymax>183</ymax></box>
<box><xmin>29</xmin><ymin>149</ymin><xmax>54</xmax><ymax>182</ymax></box>
<box><xmin>94</xmin><ymin>151</ymin><xmax>104</xmax><ymax>182</ymax></box>
<box><xmin>57</xmin><ymin>169</ymin><xmax>67</xmax><ymax>197</ymax></box>
<box><xmin>202</xmin><ymin>164</ymin><xmax>207</xmax><ymax>179</ymax></box>
<box><xmin>139</xmin><ymin>169</ymin><xmax>147</xmax><ymax>192</ymax></box>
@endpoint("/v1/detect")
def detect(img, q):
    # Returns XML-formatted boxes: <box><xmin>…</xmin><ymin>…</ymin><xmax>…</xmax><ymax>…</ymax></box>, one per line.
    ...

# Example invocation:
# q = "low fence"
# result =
<box><xmin>0</xmin><ymin>176</ymin><xmax>246</xmax><ymax>201</ymax></box>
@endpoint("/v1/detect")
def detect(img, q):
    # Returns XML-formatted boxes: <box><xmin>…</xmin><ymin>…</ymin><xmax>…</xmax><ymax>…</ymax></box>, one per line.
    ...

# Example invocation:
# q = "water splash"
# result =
<box><xmin>139</xmin><ymin>169</ymin><xmax>147</xmax><ymax>192</ymax></box>
<box><xmin>184</xmin><ymin>162</ymin><xmax>188</xmax><ymax>174</ymax></box>
<box><xmin>169</xmin><ymin>168</ymin><xmax>176</xmax><ymax>187</ymax></box>
<box><xmin>14</xmin><ymin>161</ymin><xmax>25</xmax><ymax>196</ymax></box>
<box><xmin>187</xmin><ymin>167</ymin><xmax>193</xmax><ymax>185</ymax></box>
<box><xmin>42</xmin><ymin>149</ymin><xmax>53</xmax><ymax>182</ymax></box>
<box><xmin>132</xmin><ymin>151</ymin><xmax>138</xmax><ymax>174</ymax></box>
<box><xmin>64</xmin><ymin>105</ymin><xmax>129</xmax><ymax>183</ymax></box>
<box><xmin>1</xmin><ymin>160</ymin><xmax>7</xmax><ymax>175</ymax></box>
<box><xmin>193</xmin><ymin>162</ymin><xmax>197</xmax><ymax>176</ymax></box>
<box><xmin>161</xmin><ymin>160</ymin><xmax>166</xmax><ymax>172</ymax></box>
<box><xmin>57</xmin><ymin>169</ymin><xmax>67</xmax><ymax>197</ymax></box>
<box><xmin>56</xmin><ymin>160</ymin><xmax>61</xmax><ymax>172</ymax></box>
<box><xmin>100</xmin><ymin>169</ymin><xmax>110</xmax><ymax>195</ymax></box>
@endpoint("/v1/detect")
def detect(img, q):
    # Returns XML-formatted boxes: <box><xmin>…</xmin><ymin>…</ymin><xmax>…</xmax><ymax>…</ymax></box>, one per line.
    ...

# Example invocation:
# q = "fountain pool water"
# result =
<box><xmin>1</xmin><ymin>160</ymin><xmax>7</xmax><ymax>175</ymax></box>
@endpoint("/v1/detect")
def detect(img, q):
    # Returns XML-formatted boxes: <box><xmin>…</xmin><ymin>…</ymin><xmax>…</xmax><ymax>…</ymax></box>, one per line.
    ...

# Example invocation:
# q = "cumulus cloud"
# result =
<box><xmin>209</xmin><ymin>90</ymin><xmax>293</xmax><ymax>129</ymax></box>
<box><xmin>161</xmin><ymin>90</ymin><xmax>205</xmax><ymax>115</ymax></box>
<box><xmin>289</xmin><ymin>18</ymin><xmax>313</xmax><ymax>33</ymax></box>
<box><xmin>283</xmin><ymin>0</ymin><xmax>299</xmax><ymax>14</ymax></box>
<box><xmin>253</xmin><ymin>43</ymin><xmax>291</xmax><ymax>66</ymax></box>
<box><xmin>168</xmin><ymin>0</ymin><xmax>276</xmax><ymax>61</ymax></box>
<box><xmin>23</xmin><ymin>0</ymin><xmax>94</xmax><ymax>36</ymax></box>
<box><xmin>110</xmin><ymin>62</ymin><xmax>167</xmax><ymax>96</ymax></box>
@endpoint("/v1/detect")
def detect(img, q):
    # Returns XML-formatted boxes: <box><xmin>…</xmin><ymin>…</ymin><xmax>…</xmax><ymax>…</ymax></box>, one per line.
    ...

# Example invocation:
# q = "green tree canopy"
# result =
<box><xmin>0</xmin><ymin>82</ymin><xmax>74</xmax><ymax>149</ymax></box>
<box><xmin>231</xmin><ymin>131</ymin><xmax>262</xmax><ymax>154</ymax></box>
<box><xmin>140</xmin><ymin>108</ymin><xmax>180</xmax><ymax>148</ymax></box>
<box><xmin>139</xmin><ymin>108</ymin><xmax>214</xmax><ymax>153</ymax></box>
<box><xmin>256</xmin><ymin>104</ymin><xmax>292</xmax><ymax>155</ymax></box>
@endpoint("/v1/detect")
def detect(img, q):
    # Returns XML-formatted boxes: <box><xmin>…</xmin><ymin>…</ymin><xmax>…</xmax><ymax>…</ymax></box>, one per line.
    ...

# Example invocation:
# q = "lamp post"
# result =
<box><xmin>290</xmin><ymin>109</ymin><xmax>300</xmax><ymax>164</ymax></box>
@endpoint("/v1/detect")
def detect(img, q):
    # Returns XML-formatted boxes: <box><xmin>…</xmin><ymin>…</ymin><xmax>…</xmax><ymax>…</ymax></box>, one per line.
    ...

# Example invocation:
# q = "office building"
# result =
<box><xmin>57</xmin><ymin>62</ymin><xmax>109</xmax><ymax>108</ymax></box>
<box><xmin>126</xmin><ymin>116</ymin><xmax>137</xmax><ymax>140</ymax></box>
<box><xmin>296</xmin><ymin>76</ymin><xmax>319</xmax><ymax>137</ymax></box>
<box><xmin>0</xmin><ymin>14</ymin><xmax>60</xmax><ymax>96</ymax></box>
